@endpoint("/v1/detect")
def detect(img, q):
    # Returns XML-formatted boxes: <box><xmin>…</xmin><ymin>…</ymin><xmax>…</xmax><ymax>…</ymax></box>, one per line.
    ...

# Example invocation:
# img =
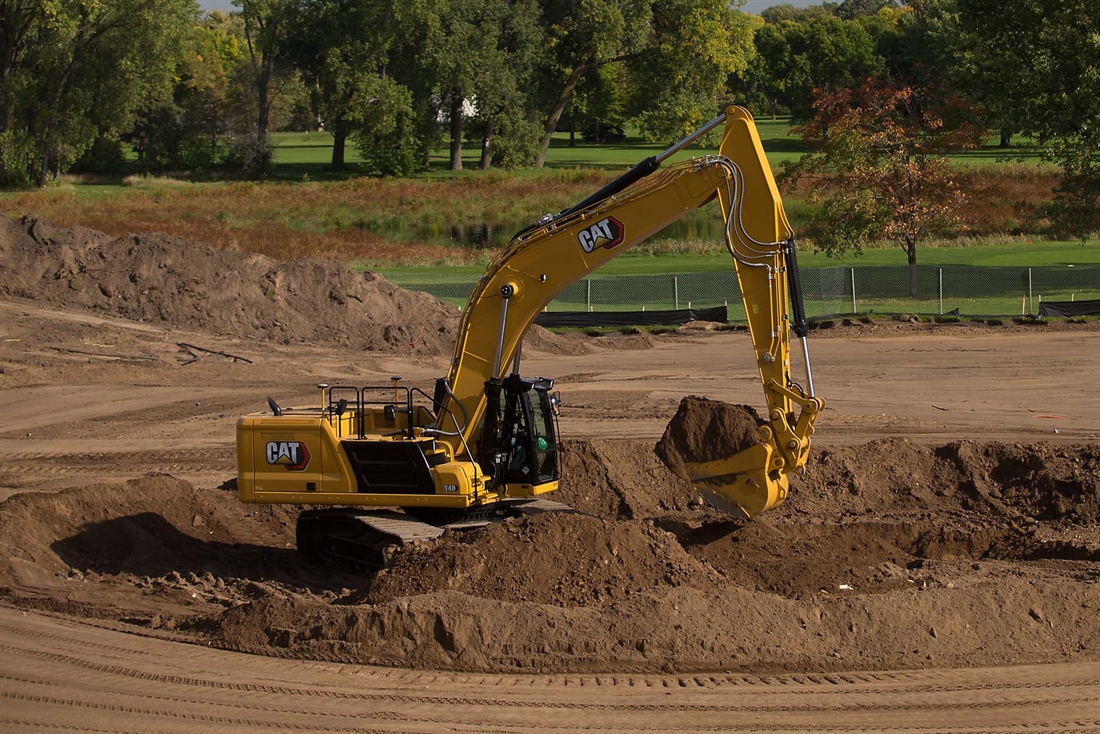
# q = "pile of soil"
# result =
<box><xmin>0</xmin><ymin>476</ymin><xmax>312</xmax><ymax>611</ymax></box>
<box><xmin>0</xmin><ymin>214</ymin><xmax>579</xmax><ymax>356</ymax></box>
<box><xmin>361</xmin><ymin>513</ymin><xmax>719</xmax><ymax>607</ymax></box>
<box><xmin>786</xmin><ymin>438</ymin><xmax>1100</xmax><ymax>525</ymax></box>
<box><xmin>555</xmin><ymin>438</ymin><xmax>698</xmax><ymax>520</ymax></box>
<box><xmin>654</xmin><ymin>396</ymin><xmax>763</xmax><ymax>477</ymax></box>
<box><xmin>1</xmin><ymin>427</ymin><xmax>1097</xmax><ymax>673</ymax></box>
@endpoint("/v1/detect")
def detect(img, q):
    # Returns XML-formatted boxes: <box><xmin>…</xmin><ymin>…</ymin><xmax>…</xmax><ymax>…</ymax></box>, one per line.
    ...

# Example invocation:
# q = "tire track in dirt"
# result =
<box><xmin>0</xmin><ymin>448</ymin><xmax>235</xmax><ymax>497</ymax></box>
<box><xmin>3</xmin><ymin>611</ymin><xmax>1099</xmax><ymax>734</ymax></box>
<box><xmin>3</xmin><ymin>670</ymin><xmax>1098</xmax><ymax>714</ymax></box>
<box><xmin>4</xmin><ymin>617</ymin><xmax>1099</xmax><ymax>707</ymax></box>
<box><xmin>4</xmin><ymin>720</ymin><xmax>1097</xmax><ymax>734</ymax></box>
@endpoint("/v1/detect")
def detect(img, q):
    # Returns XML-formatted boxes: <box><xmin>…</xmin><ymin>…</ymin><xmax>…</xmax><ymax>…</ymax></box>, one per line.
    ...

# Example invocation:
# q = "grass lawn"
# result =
<box><xmin>268</xmin><ymin>120</ymin><xmax>1048</xmax><ymax>175</ymax></box>
<box><xmin>378</xmin><ymin>240</ymin><xmax>1100</xmax><ymax>318</ymax></box>
<box><xmin>374</xmin><ymin>240</ymin><xmax>1100</xmax><ymax>282</ymax></box>
<box><xmin>798</xmin><ymin>240</ymin><xmax>1099</xmax><ymax>268</ymax></box>
<box><xmin>2</xmin><ymin>116</ymin><xmax>1050</xmax><ymax>195</ymax></box>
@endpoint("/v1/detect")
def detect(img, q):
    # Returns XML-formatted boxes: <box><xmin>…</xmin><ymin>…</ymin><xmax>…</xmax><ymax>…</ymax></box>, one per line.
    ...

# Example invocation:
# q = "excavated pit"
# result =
<box><xmin>1</xmin><ymin>431</ymin><xmax>1097</xmax><ymax>673</ymax></box>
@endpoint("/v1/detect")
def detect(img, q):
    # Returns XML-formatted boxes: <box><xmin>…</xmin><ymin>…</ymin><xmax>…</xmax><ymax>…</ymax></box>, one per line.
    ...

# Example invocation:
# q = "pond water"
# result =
<box><xmin>390</xmin><ymin>207</ymin><xmax>730</xmax><ymax>249</ymax></box>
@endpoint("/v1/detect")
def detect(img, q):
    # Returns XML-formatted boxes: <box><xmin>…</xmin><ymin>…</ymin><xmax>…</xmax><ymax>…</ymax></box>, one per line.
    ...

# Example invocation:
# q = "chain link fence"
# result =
<box><xmin>390</xmin><ymin>264</ymin><xmax>1100</xmax><ymax>320</ymax></box>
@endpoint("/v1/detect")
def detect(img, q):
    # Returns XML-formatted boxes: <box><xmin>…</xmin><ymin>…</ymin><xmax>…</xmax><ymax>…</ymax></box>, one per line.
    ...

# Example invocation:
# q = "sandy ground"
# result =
<box><xmin>1</xmin><ymin>214</ymin><xmax>1098</xmax><ymax>731</ymax></box>
<box><xmin>3</xmin><ymin>606</ymin><xmax>1098</xmax><ymax>734</ymax></box>
<box><xmin>2</xmin><ymin>296</ymin><xmax>1099</xmax><ymax>730</ymax></box>
<box><xmin>3</xmin><ymin>299</ymin><xmax>1097</xmax><ymax>502</ymax></box>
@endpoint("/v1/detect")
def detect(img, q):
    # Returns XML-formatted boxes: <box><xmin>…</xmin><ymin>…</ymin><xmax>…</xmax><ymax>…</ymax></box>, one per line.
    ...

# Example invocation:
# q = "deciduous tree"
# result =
<box><xmin>389</xmin><ymin>0</ymin><xmax>537</xmax><ymax>172</ymax></box>
<box><xmin>783</xmin><ymin>81</ymin><xmax>982</xmax><ymax>294</ymax></box>
<box><xmin>0</xmin><ymin>0</ymin><xmax>195</xmax><ymax>187</ymax></box>
<box><xmin>957</xmin><ymin>0</ymin><xmax>1100</xmax><ymax>240</ymax></box>
<box><xmin>730</xmin><ymin>12</ymin><xmax>882</xmax><ymax>122</ymax></box>
<box><xmin>532</xmin><ymin>0</ymin><xmax>652</xmax><ymax>168</ymax></box>
<box><xmin>233</xmin><ymin>0</ymin><xmax>296</xmax><ymax>175</ymax></box>
<box><xmin>283</xmin><ymin>0</ymin><xmax>402</xmax><ymax>170</ymax></box>
<box><xmin>628</xmin><ymin>0</ymin><xmax>755</xmax><ymax>141</ymax></box>
<box><xmin>125</xmin><ymin>17</ymin><xmax>243</xmax><ymax>171</ymax></box>
<box><xmin>533</xmin><ymin>0</ymin><xmax>756</xmax><ymax>167</ymax></box>
<box><xmin>468</xmin><ymin>0</ymin><xmax>544</xmax><ymax>170</ymax></box>
<box><xmin>777</xmin><ymin>14</ymin><xmax>881</xmax><ymax>121</ymax></box>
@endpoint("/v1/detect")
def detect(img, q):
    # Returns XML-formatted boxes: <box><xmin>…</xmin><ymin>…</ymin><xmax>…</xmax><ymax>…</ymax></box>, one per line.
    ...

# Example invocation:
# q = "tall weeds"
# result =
<box><xmin>2</xmin><ymin>166</ymin><xmax>1061</xmax><ymax>266</ymax></box>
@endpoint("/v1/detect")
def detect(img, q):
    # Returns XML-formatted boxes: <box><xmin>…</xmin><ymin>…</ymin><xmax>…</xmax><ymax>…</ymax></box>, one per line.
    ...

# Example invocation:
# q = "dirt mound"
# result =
<box><xmin>362</xmin><ymin>512</ymin><xmax>718</xmax><ymax>607</ymax></box>
<box><xmin>0</xmin><ymin>475</ymin><xmax>352</xmax><ymax>620</ymax></box>
<box><xmin>0</xmin><ymin>439</ymin><xmax>1097</xmax><ymax>674</ymax></box>
<box><xmin>0</xmin><ymin>214</ymin><xmax>582</xmax><ymax>356</ymax></box>
<box><xmin>655</xmin><ymin>396</ymin><xmax>763</xmax><ymax>478</ymax></box>
<box><xmin>785</xmin><ymin>438</ymin><xmax>1100</xmax><ymax>524</ymax></box>
<box><xmin>555</xmin><ymin>439</ymin><xmax>698</xmax><ymax>520</ymax></box>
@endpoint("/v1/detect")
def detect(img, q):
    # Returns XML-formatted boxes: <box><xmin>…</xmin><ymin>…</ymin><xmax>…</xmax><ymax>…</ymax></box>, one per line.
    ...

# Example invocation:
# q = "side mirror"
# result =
<box><xmin>550</xmin><ymin>391</ymin><xmax>562</xmax><ymax>416</ymax></box>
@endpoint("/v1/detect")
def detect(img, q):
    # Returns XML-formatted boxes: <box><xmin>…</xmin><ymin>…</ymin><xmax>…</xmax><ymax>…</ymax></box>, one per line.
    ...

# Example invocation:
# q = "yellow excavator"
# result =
<box><xmin>236</xmin><ymin>106</ymin><xmax>824</xmax><ymax>567</ymax></box>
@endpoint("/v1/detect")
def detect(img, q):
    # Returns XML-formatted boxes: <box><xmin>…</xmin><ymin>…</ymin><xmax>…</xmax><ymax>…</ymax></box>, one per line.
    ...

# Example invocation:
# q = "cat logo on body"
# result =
<box><xmin>577</xmin><ymin>216</ymin><xmax>625</xmax><ymax>253</ymax></box>
<box><xmin>266</xmin><ymin>441</ymin><xmax>311</xmax><ymax>471</ymax></box>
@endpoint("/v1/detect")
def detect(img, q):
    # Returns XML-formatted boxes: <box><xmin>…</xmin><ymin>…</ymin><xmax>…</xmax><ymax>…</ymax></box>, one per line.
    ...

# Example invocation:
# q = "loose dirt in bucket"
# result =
<box><xmin>654</xmin><ymin>396</ymin><xmax>763</xmax><ymax>478</ymax></box>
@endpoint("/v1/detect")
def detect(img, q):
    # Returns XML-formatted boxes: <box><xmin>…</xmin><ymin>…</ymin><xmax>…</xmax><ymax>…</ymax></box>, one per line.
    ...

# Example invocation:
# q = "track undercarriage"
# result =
<box><xmin>295</xmin><ymin>499</ymin><xmax>575</xmax><ymax>571</ymax></box>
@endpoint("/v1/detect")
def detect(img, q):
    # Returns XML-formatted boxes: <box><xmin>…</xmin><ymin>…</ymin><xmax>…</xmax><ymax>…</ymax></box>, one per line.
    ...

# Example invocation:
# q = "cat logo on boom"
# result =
<box><xmin>577</xmin><ymin>216</ymin><xmax>625</xmax><ymax>253</ymax></box>
<box><xmin>266</xmin><ymin>441</ymin><xmax>311</xmax><ymax>471</ymax></box>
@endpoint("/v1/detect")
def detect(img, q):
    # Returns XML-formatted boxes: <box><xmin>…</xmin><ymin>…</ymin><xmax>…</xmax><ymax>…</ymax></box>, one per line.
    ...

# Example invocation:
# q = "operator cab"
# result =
<box><xmin>481</xmin><ymin>374</ymin><xmax>560</xmax><ymax>490</ymax></box>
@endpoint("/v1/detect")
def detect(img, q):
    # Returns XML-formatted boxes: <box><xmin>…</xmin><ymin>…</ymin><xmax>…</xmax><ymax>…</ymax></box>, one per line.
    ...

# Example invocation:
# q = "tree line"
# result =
<box><xmin>1</xmin><ymin>0</ymin><xmax>1096</xmax><ymax>239</ymax></box>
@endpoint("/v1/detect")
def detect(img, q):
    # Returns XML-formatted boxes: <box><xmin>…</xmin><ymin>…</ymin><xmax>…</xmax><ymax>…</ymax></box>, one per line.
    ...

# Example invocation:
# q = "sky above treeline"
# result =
<box><xmin>197</xmin><ymin>0</ymin><xmax>820</xmax><ymax>15</ymax></box>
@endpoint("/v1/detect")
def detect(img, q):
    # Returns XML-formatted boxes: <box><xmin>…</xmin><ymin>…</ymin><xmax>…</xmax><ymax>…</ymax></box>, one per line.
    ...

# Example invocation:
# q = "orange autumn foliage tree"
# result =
<box><xmin>783</xmin><ymin>81</ymin><xmax>984</xmax><ymax>295</ymax></box>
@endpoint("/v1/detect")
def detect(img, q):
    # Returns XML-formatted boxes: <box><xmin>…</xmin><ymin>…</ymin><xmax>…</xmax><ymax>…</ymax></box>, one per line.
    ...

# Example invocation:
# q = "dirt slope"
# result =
<box><xmin>0</xmin><ymin>213</ymin><xmax>579</xmax><ymax>356</ymax></box>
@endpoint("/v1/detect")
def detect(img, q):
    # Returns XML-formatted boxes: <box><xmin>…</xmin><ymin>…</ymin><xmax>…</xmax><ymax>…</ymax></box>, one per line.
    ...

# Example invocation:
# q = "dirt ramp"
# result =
<box><xmin>210</xmin><ymin>577</ymin><xmax>1100</xmax><ymax>674</ymax></box>
<box><xmin>361</xmin><ymin>513</ymin><xmax>718</xmax><ymax>608</ymax></box>
<box><xmin>655</xmin><ymin>396</ymin><xmax>763</xmax><ymax>479</ymax></box>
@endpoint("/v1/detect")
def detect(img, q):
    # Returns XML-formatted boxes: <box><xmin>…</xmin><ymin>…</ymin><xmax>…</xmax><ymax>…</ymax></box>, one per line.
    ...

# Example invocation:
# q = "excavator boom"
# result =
<box><xmin>438</xmin><ymin>106</ymin><xmax>823</xmax><ymax>516</ymax></box>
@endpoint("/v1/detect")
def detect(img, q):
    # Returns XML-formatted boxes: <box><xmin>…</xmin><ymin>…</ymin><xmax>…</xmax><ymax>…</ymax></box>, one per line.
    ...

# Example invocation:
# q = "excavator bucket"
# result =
<box><xmin>683</xmin><ymin>443</ymin><xmax>788</xmax><ymax>520</ymax></box>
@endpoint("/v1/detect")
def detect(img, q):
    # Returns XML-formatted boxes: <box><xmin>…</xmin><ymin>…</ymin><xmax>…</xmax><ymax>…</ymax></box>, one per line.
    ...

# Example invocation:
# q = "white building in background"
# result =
<box><xmin>434</xmin><ymin>96</ymin><xmax>478</xmax><ymax>123</ymax></box>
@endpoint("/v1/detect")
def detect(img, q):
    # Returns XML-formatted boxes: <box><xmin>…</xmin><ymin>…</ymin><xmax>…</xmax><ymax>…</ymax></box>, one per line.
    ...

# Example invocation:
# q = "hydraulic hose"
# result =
<box><xmin>785</xmin><ymin>237</ymin><xmax>810</xmax><ymax>339</ymax></box>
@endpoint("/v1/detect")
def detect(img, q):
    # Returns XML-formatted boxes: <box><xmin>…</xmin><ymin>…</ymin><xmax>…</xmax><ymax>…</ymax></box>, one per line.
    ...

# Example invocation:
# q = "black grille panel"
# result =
<box><xmin>342</xmin><ymin>440</ymin><xmax>436</xmax><ymax>494</ymax></box>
